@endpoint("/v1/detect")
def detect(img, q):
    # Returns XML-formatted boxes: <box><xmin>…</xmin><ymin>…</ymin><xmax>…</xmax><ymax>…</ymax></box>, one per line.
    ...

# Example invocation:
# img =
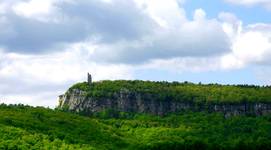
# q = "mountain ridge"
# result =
<box><xmin>58</xmin><ymin>80</ymin><xmax>271</xmax><ymax>117</ymax></box>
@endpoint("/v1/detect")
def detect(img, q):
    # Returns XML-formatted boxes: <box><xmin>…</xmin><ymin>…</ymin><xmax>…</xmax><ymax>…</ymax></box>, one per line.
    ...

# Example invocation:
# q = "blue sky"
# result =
<box><xmin>0</xmin><ymin>0</ymin><xmax>271</xmax><ymax>107</ymax></box>
<box><xmin>135</xmin><ymin>67</ymin><xmax>262</xmax><ymax>85</ymax></box>
<box><xmin>184</xmin><ymin>0</ymin><xmax>271</xmax><ymax>25</ymax></box>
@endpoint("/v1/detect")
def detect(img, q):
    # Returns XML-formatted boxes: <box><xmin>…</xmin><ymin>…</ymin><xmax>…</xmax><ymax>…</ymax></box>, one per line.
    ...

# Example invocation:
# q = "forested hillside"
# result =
<box><xmin>0</xmin><ymin>104</ymin><xmax>271</xmax><ymax>150</ymax></box>
<box><xmin>58</xmin><ymin>80</ymin><xmax>271</xmax><ymax>116</ymax></box>
<box><xmin>69</xmin><ymin>80</ymin><xmax>271</xmax><ymax>104</ymax></box>
<box><xmin>1</xmin><ymin>80</ymin><xmax>271</xmax><ymax>149</ymax></box>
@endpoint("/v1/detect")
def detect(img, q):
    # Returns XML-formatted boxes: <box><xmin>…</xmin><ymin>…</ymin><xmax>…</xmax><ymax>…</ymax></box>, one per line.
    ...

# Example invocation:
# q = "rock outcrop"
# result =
<box><xmin>58</xmin><ymin>88</ymin><xmax>271</xmax><ymax>117</ymax></box>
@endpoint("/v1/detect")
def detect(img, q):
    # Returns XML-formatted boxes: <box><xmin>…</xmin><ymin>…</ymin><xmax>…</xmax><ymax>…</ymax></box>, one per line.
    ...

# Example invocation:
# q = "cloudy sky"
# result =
<box><xmin>0</xmin><ymin>0</ymin><xmax>271</xmax><ymax>107</ymax></box>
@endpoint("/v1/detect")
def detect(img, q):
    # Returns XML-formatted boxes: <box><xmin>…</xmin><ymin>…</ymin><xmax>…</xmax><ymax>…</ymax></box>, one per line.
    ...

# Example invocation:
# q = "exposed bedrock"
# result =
<box><xmin>58</xmin><ymin>89</ymin><xmax>271</xmax><ymax>117</ymax></box>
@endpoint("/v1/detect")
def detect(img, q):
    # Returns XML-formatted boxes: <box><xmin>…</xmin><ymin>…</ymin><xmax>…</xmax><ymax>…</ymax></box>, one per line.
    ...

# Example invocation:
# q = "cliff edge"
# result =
<box><xmin>58</xmin><ymin>80</ymin><xmax>271</xmax><ymax>117</ymax></box>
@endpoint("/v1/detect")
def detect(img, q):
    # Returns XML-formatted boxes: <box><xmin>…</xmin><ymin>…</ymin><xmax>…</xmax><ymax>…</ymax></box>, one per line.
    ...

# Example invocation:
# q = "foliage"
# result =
<box><xmin>69</xmin><ymin>80</ymin><xmax>271</xmax><ymax>104</ymax></box>
<box><xmin>0</xmin><ymin>104</ymin><xmax>128</xmax><ymax>150</ymax></box>
<box><xmin>0</xmin><ymin>104</ymin><xmax>271</xmax><ymax>149</ymax></box>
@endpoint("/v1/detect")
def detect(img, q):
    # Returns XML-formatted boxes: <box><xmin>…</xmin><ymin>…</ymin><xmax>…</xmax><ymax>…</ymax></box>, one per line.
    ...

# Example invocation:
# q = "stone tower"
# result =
<box><xmin>87</xmin><ymin>73</ymin><xmax>92</xmax><ymax>85</ymax></box>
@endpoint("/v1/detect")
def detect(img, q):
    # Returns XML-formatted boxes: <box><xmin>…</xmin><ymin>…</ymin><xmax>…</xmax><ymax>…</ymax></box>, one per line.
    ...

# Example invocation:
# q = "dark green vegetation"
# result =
<box><xmin>1</xmin><ymin>104</ymin><xmax>271</xmax><ymax>150</ymax></box>
<box><xmin>70</xmin><ymin>80</ymin><xmax>271</xmax><ymax>104</ymax></box>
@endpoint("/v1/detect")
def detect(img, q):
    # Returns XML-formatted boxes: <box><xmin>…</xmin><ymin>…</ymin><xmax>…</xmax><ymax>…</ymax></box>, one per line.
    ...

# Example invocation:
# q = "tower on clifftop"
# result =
<box><xmin>87</xmin><ymin>73</ymin><xmax>92</xmax><ymax>85</ymax></box>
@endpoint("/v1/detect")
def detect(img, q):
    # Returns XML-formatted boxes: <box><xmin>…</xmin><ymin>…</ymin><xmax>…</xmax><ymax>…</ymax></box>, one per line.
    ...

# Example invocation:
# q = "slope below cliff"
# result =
<box><xmin>58</xmin><ymin>80</ymin><xmax>271</xmax><ymax>117</ymax></box>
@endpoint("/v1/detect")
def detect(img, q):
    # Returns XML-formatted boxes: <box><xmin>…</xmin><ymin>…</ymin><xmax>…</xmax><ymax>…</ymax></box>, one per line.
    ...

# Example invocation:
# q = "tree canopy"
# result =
<box><xmin>0</xmin><ymin>104</ymin><xmax>271</xmax><ymax>150</ymax></box>
<box><xmin>69</xmin><ymin>80</ymin><xmax>271</xmax><ymax>104</ymax></box>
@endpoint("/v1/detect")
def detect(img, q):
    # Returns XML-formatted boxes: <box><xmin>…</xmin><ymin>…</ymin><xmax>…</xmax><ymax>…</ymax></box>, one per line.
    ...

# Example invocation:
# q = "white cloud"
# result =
<box><xmin>219</xmin><ymin>19</ymin><xmax>271</xmax><ymax>69</ymax></box>
<box><xmin>0</xmin><ymin>47</ymin><xmax>133</xmax><ymax>107</ymax></box>
<box><xmin>1</xmin><ymin>0</ymin><xmax>271</xmax><ymax>107</ymax></box>
<box><xmin>13</xmin><ymin>0</ymin><xmax>54</xmax><ymax>19</ymax></box>
<box><xmin>0</xmin><ymin>0</ymin><xmax>157</xmax><ymax>53</ymax></box>
<box><xmin>0</xmin><ymin>1</ymin><xmax>14</xmax><ymax>14</ymax></box>
<box><xmin>140</xmin><ymin>13</ymin><xmax>271</xmax><ymax>74</ymax></box>
<box><xmin>141</xmin><ymin>57</ymin><xmax>222</xmax><ymax>73</ymax></box>
<box><xmin>90</xmin><ymin>6</ymin><xmax>230</xmax><ymax>63</ymax></box>
<box><xmin>193</xmin><ymin>9</ymin><xmax>206</xmax><ymax>21</ymax></box>
<box><xmin>0</xmin><ymin>0</ymin><xmax>231</xmax><ymax>65</ymax></box>
<box><xmin>232</xmin><ymin>31</ymin><xmax>270</xmax><ymax>62</ymax></box>
<box><xmin>0</xmin><ymin>3</ymin><xmax>7</xmax><ymax>14</ymax></box>
<box><xmin>0</xmin><ymin>0</ymin><xmax>231</xmax><ymax>62</ymax></box>
<box><xmin>135</xmin><ymin>0</ymin><xmax>187</xmax><ymax>28</ymax></box>
<box><xmin>219</xmin><ymin>12</ymin><xmax>241</xmax><ymax>39</ymax></box>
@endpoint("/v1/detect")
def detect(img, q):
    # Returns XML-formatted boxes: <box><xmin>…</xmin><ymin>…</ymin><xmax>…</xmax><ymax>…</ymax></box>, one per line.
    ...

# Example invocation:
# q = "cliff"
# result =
<box><xmin>58</xmin><ymin>81</ymin><xmax>271</xmax><ymax>117</ymax></box>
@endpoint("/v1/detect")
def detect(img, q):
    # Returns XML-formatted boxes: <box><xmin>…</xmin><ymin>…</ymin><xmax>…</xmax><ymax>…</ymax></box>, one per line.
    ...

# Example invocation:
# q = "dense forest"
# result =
<box><xmin>69</xmin><ymin>80</ymin><xmax>271</xmax><ymax>104</ymax></box>
<box><xmin>0</xmin><ymin>104</ymin><xmax>271</xmax><ymax>150</ymax></box>
<box><xmin>1</xmin><ymin>81</ymin><xmax>271</xmax><ymax>149</ymax></box>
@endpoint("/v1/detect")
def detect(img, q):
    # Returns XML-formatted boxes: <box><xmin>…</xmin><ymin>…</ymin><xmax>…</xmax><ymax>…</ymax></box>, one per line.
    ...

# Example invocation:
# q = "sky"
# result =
<box><xmin>0</xmin><ymin>0</ymin><xmax>271</xmax><ymax>107</ymax></box>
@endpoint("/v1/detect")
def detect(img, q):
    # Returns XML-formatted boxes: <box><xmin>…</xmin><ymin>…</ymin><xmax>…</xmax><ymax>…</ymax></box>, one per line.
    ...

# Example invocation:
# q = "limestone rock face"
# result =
<box><xmin>58</xmin><ymin>88</ymin><xmax>271</xmax><ymax>117</ymax></box>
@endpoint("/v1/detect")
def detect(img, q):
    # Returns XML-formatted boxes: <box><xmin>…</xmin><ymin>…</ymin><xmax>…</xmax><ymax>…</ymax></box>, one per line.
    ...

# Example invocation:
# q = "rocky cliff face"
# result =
<box><xmin>58</xmin><ymin>88</ymin><xmax>271</xmax><ymax>117</ymax></box>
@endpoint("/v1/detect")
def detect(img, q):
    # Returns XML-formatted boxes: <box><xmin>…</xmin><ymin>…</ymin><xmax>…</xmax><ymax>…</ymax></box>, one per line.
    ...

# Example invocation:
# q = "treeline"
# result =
<box><xmin>69</xmin><ymin>80</ymin><xmax>271</xmax><ymax>104</ymax></box>
<box><xmin>0</xmin><ymin>104</ymin><xmax>271</xmax><ymax>149</ymax></box>
<box><xmin>0</xmin><ymin>104</ymin><xmax>124</xmax><ymax>149</ymax></box>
